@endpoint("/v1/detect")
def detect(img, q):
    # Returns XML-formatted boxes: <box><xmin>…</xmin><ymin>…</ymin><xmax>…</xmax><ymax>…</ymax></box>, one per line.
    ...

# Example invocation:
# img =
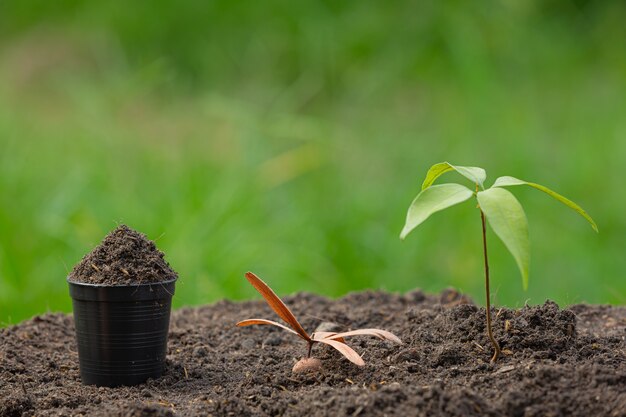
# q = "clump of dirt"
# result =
<box><xmin>68</xmin><ymin>225</ymin><xmax>177</xmax><ymax>286</ymax></box>
<box><xmin>1</xmin><ymin>290</ymin><xmax>625</xmax><ymax>416</ymax></box>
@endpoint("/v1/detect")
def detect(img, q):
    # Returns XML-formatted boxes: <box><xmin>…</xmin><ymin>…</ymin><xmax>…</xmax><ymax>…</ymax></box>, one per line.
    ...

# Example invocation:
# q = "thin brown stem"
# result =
<box><xmin>307</xmin><ymin>341</ymin><xmax>313</xmax><ymax>358</ymax></box>
<box><xmin>480</xmin><ymin>207</ymin><xmax>501</xmax><ymax>363</ymax></box>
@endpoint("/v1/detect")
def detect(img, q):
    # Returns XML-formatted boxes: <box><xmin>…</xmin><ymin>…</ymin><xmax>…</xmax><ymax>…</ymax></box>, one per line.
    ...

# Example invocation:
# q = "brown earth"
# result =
<box><xmin>68</xmin><ymin>225</ymin><xmax>178</xmax><ymax>286</ymax></box>
<box><xmin>1</xmin><ymin>289</ymin><xmax>625</xmax><ymax>416</ymax></box>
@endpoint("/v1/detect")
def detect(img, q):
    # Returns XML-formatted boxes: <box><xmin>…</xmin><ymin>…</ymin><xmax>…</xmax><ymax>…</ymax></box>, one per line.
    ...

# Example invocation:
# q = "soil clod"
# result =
<box><xmin>68</xmin><ymin>225</ymin><xmax>177</xmax><ymax>286</ymax></box>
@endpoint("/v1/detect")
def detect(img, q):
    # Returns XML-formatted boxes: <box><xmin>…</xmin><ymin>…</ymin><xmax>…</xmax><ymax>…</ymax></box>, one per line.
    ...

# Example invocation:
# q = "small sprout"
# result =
<box><xmin>236</xmin><ymin>272</ymin><xmax>402</xmax><ymax>371</ymax></box>
<box><xmin>400</xmin><ymin>162</ymin><xmax>597</xmax><ymax>362</ymax></box>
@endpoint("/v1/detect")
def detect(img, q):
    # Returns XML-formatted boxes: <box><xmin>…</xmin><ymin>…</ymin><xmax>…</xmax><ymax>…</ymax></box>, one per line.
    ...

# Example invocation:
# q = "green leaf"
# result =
<box><xmin>421</xmin><ymin>162</ymin><xmax>487</xmax><ymax>190</ymax></box>
<box><xmin>477</xmin><ymin>188</ymin><xmax>530</xmax><ymax>290</ymax></box>
<box><xmin>493</xmin><ymin>176</ymin><xmax>598</xmax><ymax>232</ymax></box>
<box><xmin>400</xmin><ymin>183</ymin><xmax>474</xmax><ymax>240</ymax></box>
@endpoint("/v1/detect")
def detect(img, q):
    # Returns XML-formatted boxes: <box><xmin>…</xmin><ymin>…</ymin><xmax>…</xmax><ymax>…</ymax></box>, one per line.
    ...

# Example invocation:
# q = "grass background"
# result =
<box><xmin>1</xmin><ymin>1</ymin><xmax>625</xmax><ymax>325</ymax></box>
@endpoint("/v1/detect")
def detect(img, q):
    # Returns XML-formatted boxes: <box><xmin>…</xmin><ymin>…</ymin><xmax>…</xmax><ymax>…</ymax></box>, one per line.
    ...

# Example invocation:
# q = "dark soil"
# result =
<box><xmin>1</xmin><ymin>289</ymin><xmax>625</xmax><ymax>416</ymax></box>
<box><xmin>68</xmin><ymin>225</ymin><xmax>177</xmax><ymax>286</ymax></box>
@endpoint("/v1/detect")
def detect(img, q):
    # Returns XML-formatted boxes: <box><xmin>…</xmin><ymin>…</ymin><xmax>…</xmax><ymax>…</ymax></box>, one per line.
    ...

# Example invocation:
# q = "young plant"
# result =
<box><xmin>236</xmin><ymin>272</ymin><xmax>402</xmax><ymax>372</ymax></box>
<box><xmin>400</xmin><ymin>162</ymin><xmax>598</xmax><ymax>363</ymax></box>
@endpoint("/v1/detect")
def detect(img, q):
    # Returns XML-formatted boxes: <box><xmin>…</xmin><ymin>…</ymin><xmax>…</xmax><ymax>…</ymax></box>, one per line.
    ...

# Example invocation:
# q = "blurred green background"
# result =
<box><xmin>1</xmin><ymin>1</ymin><xmax>625</xmax><ymax>326</ymax></box>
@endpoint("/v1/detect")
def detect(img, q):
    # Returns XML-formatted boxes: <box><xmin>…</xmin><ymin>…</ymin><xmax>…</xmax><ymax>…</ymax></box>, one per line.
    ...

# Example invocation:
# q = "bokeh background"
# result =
<box><xmin>1</xmin><ymin>1</ymin><xmax>625</xmax><ymax>326</ymax></box>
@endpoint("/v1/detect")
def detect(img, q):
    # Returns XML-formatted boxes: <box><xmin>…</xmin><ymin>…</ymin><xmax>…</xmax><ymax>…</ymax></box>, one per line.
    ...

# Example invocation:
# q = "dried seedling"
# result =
<box><xmin>236</xmin><ymin>272</ymin><xmax>402</xmax><ymax>372</ymax></box>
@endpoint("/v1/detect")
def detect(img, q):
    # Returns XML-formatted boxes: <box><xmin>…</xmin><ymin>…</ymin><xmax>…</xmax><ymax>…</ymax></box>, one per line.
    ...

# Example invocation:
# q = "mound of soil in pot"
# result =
<box><xmin>68</xmin><ymin>225</ymin><xmax>177</xmax><ymax>286</ymax></box>
<box><xmin>1</xmin><ymin>289</ymin><xmax>625</xmax><ymax>416</ymax></box>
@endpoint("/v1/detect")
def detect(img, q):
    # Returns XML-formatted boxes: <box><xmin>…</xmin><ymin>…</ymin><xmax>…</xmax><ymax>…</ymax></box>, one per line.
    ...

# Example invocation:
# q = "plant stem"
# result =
<box><xmin>480</xmin><ymin>207</ymin><xmax>501</xmax><ymax>363</ymax></box>
<box><xmin>307</xmin><ymin>341</ymin><xmax>313</xmax><ymax>358</ymax></box>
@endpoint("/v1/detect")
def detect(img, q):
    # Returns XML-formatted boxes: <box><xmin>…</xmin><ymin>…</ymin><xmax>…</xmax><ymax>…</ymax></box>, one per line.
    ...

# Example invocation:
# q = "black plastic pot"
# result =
<box><xmin>68</xmin><ymin>279</ymin><xmax>176</xmax><ymax>387</ymax></box>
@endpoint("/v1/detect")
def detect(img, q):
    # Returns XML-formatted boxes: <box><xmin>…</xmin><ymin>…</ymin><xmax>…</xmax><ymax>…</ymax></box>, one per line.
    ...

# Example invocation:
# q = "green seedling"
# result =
<box><xmin>400</xmin><ymin>162</ymin><xmax>598</xmax><ymax>362</ymax></box>
<box><xmin>237</xmin><ymin>272</ymin><xmax>402</xmax><ymax>372</ymax></box>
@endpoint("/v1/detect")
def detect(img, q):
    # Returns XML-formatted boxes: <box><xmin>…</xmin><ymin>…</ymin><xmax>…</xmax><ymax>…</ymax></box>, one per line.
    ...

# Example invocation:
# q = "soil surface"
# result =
<box><xmin>68</xmin><ymin>225</ymin><xmax>177</xmax><ymax>285</ymax></box>
<box><xmin>1</xmin><ymin>289</ymin><xmax>625</xmax><ymax>416</ymax></box>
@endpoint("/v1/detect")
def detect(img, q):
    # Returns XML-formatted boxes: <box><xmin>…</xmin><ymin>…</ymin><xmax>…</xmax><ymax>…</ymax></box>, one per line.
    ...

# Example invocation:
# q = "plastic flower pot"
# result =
<box><xmin>68</xmin><ymin>279</ymin><xmax>176</xmax><ymax>387</ymax></box>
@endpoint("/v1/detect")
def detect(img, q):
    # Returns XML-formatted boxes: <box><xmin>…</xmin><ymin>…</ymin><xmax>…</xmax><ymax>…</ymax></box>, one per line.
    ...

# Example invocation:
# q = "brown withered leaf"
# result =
<box><xmin>311</xmin><ymin>331</ymin><xmax>345</xmax><ymax>344</ymax></box>
<box><xmin>236</xmin><ymin>319</ymin><xmax>305</xmax><ymax>339</ymax></box>
<box><xmin>244</xmin><ymin>272</ymin><xmax>310</xmax><ymax>341</ymax></box>
<box><xmin>316</xmin><ymin>338</ymin><xmax>365</xmax><ymax>366</ymax></box>
<box><xmin>323</xmin><ymin>328</ymin><xmax>402</xmax><ymax>344</ymax></box>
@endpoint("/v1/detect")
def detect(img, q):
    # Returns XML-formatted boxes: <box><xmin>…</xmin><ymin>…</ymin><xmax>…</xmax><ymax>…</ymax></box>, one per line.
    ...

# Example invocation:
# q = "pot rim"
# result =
<box><xmin>67</xmin><ymin>277</ymin><xmax>177</xmax><ymax>288</ymax></box>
